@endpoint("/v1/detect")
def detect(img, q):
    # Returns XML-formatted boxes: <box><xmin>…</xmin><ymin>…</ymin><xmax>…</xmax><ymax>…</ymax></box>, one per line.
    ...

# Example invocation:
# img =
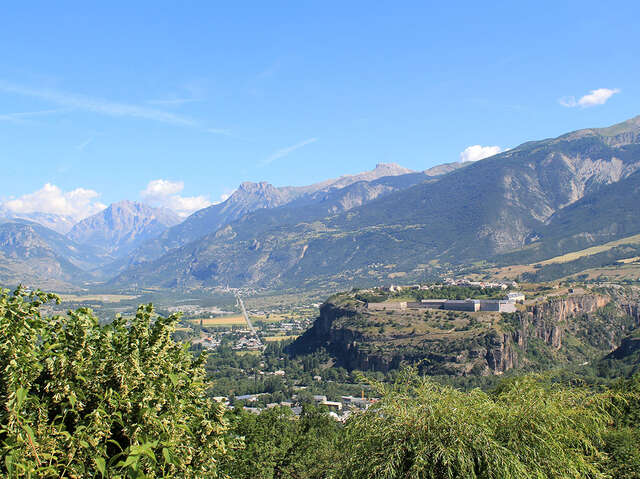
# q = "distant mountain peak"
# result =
<box><xmin>67</xmin><ymin>200</ymin><xmax>181</xmax><ymax>257</ymax></box>
<box><xmin>237</xmin><ymin>181</ymin><xmax>277</xmax><ymax>193</ymax></box>
<box><xmin>598</xmin><ymin>115</ymin><xmax>640</xmax><ymax>133</ymax></box>
<box><xmin>557</xmin><ymin>114</ymin><xmax>640</xmax><ymax>147</ymax></box>
<box><xmin>373</xmin><ymin>162</ymin><xmax>413</xmax><ymax>174</ymax></box>
<box><xmin>302</xmin><ymin>163</ymin><xmax>415</xmax><ymax>193</ymax></box>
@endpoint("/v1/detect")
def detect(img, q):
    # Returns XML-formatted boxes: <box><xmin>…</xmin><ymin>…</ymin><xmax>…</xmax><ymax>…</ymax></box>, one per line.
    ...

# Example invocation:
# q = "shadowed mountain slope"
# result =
<box><xmin>112</xmin><ymin>116</ymin><xmax>640</xmax><ymax>290</ymax></box>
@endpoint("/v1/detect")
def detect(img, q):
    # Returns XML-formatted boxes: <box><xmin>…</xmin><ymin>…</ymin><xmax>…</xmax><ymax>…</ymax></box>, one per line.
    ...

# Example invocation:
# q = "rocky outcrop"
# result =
<box><xmin>515</xmin><ymin>294</ymin><xmax>611</xmax><ymax>351</ymax></box>
<box><xmin>622</xmin><ymin>303</ymin><xmax>640</xmax><ymax>323</ymax></box>
<box><xmin>289</xmin><ymin>293</ymin><xmax>639</xmax><ymax>377</ymax></box>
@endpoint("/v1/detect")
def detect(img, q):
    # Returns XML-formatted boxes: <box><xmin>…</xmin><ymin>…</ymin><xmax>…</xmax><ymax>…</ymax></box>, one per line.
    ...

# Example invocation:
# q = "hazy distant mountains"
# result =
<box><xmin>67</xmin><ymin>200</ymin><xmax>181</xmax><ymax>258</ymax></box>
<box><xmin>125</xmin><ymin>163</ymin><xmax>432</xmax><ymax>265</ymax></box>
<box><xmin>0</xmin><ymin>210</ymin><xmax>77</xmax><ymax>234</ymax></box>
<box><xmin>0</xmin><ymin>219</ymin><xmax>98</xmax><ymax>289</ymax></box>
<box><xmin>113</xmin><ymin>116</ymin><xmax>640</xmax><ymax>290</ymax></box>
<box><xmin>1</xmin><ymin>116</ymin><xmax>640</xmax><ymax>291</ymax></box>
<box><xmin>0</xmin><ymin>163</ymin><xmax>431</xmax><ymax>288</ymax></box>
<box><xmin>0</xmin><ymin>201</ymin><xmax>183</xmax><ymax>288</ymax></box>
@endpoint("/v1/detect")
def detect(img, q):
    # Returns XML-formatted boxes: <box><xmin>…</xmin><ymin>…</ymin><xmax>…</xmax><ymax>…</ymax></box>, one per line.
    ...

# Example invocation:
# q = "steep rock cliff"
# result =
<box><xmin>289</xmin><ymin>292</ymin><xmax>640</xmax><ymax>376</ymax></box>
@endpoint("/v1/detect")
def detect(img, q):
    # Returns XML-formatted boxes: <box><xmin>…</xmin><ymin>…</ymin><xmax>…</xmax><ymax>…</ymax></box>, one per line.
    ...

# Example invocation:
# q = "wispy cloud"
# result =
<box><xmin>559</xmin><ymin>88</ymin><xmax>620</xmax><ymax>108</ymax></box>
<box><xmin>0</xmin><ymin>108</ymin><xmax>68</xmax><ymax>124</ymax></box>
<box><xmin>147</xmin><ymin>98</ymin><xmax>202</xmax><ymax>106</ymax></box>
<box><xmin>262</xmin><ymin>138</ymin><xmax>318</xmax><ymax>165</ymax></box>
<box><xmin>76</xmin><ymin>137</ymin><xmax>94</xmax><ymax>151</ymax></box>
<box><xmin>206</xmin><ymin>127</ymin><xmax>234</xmax><ymax>137</ymax></box>
<box><xmin>0</xmin><ymin>80</ymin><xmax>197</xmax><ymax>126</ymax></box>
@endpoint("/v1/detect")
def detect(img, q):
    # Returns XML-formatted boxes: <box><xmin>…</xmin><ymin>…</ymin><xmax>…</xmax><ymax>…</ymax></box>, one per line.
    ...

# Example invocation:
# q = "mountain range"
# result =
<box><xmin>1</xmin><ymin>116</ymin><xmax>640</xmax><ymax>291</ymax></box>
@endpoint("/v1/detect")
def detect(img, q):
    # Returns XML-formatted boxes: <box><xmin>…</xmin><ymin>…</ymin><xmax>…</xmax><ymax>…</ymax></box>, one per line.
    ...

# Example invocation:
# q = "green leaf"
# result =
<box><xmin>95</xmin><ymin>457</ymin><xmax>106</xmax><ymax>476</ymax></box>
<box><xmin>168</xmin><ymin>373</ymin><xmax>178</xmax><ymax>386</ymax></box>
<box><xmin>23</xmin><ymin>424</ymin><xmax>36</xmax><ymax>444</ymax></box>
<box><xmin>119</xmin><ymin>454</ymin><xmax>139</xmax><ymax>470</ymax></box>
<box><xmin>16</xmin><ymin>387</ymin><xmax>27</xmax><ymax>408</ymax></box>
<box><xmin>162</xmin><ymin>447</ymin><xmax>173</xmax><ymax>465</ymax></box>
<box><xmin>5</xmin><ymin>454</ymin><xmax>13</xmax><ymax>474</ymax></box>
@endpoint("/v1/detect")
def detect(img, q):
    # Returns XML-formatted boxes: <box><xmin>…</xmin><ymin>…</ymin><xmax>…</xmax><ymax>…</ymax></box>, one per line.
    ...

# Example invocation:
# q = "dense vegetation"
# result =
<box><xmin>2</xmin><ymin>287</ymin><xmax>639</xmax><ymax>478</ymax></box>
<box><xmin>218</xmin><ymin>372</ymin><xmax>640</xmax><ymax>479</ymax></box>
<box><xmin>354</xmin><ymin>285</ymin><xmax>508</xmax><ymax>302</ymax></box>
<box><xmin>0</xmin><ymin>287</ymin><xmax>229</xmax><ymax>478</ymax></box>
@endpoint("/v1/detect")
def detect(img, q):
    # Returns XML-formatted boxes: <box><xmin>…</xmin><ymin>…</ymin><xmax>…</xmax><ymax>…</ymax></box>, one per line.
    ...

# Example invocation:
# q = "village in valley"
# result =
<box><xmin>159</xmin><ymin>278</ymin><xmax>531</xmax><ymax>419</ymax></box>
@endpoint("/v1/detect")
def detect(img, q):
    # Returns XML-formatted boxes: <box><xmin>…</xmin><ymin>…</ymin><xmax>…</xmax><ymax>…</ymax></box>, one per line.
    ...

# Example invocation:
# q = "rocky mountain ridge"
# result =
<box><xmin>123</xmin><ymin>163</ymin><xmax>424</xmax><ymax>266</ymax></box>
<box><xmin>67</xmin><ymin>200</ymin><xmax>181</xmax><ymax>258</ymax></box>
<box><xmin>0</xmin><ymin>163</ymin><xmax>431</xmax><ymax>288</ymax></box>
<box><xmin>2</xmin><ymin>115</ymin><xmax>640</xmax><ymax>291</ymax></box>
<box><xmin>113</xmin><ymin>115</ymin><xmax>640</xmax><ymax>291</ymax></box>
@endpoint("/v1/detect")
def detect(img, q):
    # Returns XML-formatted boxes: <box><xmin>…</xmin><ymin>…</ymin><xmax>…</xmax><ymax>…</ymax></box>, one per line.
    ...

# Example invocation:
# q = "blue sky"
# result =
<box><xmin>1</xmin><ymin>1</ymin><xmax>639</xmax><ymax>219</ymax></box>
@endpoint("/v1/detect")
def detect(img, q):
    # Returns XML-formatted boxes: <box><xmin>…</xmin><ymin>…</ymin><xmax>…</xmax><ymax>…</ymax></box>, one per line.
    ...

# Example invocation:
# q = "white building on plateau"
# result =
<box><xmin>507</xmin><ymin>292</ymin><xmax>525</xmax><ymax>303</ymax></box>
<box><xmin>368</xmin><ymin>295</ymin><xmax>523</xmax><ymax>313</ymax></box>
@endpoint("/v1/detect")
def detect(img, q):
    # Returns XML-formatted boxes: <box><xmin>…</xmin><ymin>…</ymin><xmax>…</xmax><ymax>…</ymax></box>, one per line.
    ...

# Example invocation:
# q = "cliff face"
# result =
<box><xmin>515</xmin><ymin>294</ymin><xmax>611</xmax><ymax>351</ymax></box>
<box><xmin>289</xmin><ymin>293</ymin><xmax>640</xmax><ymax>376</ymax></box>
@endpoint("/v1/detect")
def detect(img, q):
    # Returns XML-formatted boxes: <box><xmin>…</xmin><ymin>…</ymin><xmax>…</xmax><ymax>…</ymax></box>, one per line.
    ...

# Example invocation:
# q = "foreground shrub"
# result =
<box><xmin>220</xmin><ymin>405</ymin><xmax>340</xmax><ymax>479</ymax></box>
<box><xmin>0</xmin><ymin>287</ymin><xmax>229</xmax><ymax>478</ymax></box>
<box><xmin>336</xmin><ymin>371</ymin><xmax>615</xmax><ymax>479</ymax></box>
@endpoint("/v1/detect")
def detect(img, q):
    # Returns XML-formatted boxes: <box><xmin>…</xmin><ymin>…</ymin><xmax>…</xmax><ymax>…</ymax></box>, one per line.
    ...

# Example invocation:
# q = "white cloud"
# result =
<box><xmin>559</xmin><ymin>88</ymin><xmax>620</xmax><ymax>108</ymax></box>
<box><xmin>141</xmin><ymin>179</ymin><xmax>185</xmax><ymax>198</ymax></box>
<box><xmin>263</xmin><ymin>137</ymin><xmax>318</xmax><ymax>165</ymax></box>
<box><xmin>140</xmin><ymin>179</ymin><xmax>211</xmax><ymax>217</ymax></box>
<box><xmin>459</xmin><ymin>145</ymin><xmax>502</xmax><ymax>163</ymax></box>
<box><xmin>1</xmin><ymin>183</ymin><xmax>106</xmax><ymax>221</ymax></box>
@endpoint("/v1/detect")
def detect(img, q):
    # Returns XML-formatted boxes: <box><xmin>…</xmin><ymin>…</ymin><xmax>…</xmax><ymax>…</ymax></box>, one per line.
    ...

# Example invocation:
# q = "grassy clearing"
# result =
<box><xmin>485</xmin><ymin>264</ymin><xmax>536</xmax><ymax>280</ymax></box>
<box><xmin>58</xmin><ymin>294</ymin><xmax>139</xmax><ymax>303</ymax></box>
<box><xmin>565</xmin><ymin>263</ymin><xmax>640</xmax><ymax>281</ymax></box>
<box><xmin>617</xmin><ymin>256</ymin><xmax>640</xmax><ymax>264</ymax></box>
<box><xmin>536</xmin><ymin>233</ymin><xmax>640</xmax><ymax>266</ymax></box>
<box><xmin>188</xmin><ymin>315</ymin><xmax>246</xmax><ymax>326</ymax></box>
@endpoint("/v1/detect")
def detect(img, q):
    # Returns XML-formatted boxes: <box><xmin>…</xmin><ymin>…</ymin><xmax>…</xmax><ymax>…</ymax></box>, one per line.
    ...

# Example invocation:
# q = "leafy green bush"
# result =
<box><xmin>220</xmin><ymin>405</ymin><xmax>340</xmax><ymax>479</ymax></box>
<box><xmin>0</xmin><ymin>287</ymin><xmax>229</xmax><ymax>478</ymax></box>
<box><xmin>336</xmin><ymin>371</ymin><xmax>616</xmax><ymax>478</ymax></box>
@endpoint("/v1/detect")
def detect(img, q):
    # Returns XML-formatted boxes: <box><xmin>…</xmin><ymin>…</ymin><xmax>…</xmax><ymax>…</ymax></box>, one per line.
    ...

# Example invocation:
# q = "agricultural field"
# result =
<box><xmin>188</xmin><ymin>315</ymin><xmax>247</xmax><ymax>327</ymax></box>
<box><xmin>58</xmin><ymin>293</ymin><xmax>140</xmax><ymax>303</ymax></box>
